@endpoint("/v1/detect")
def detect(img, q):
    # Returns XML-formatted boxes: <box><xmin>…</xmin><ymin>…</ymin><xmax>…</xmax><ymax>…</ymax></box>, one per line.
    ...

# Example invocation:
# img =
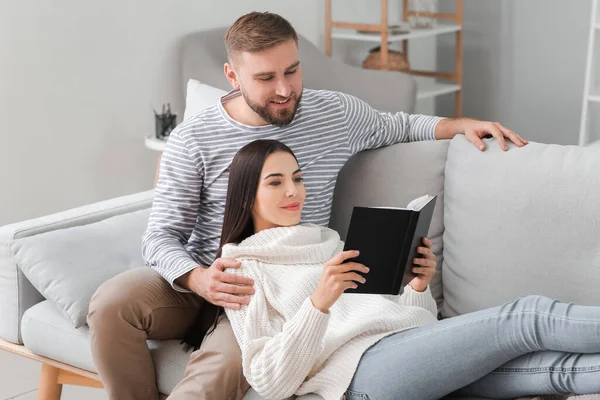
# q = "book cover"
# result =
<box><xmin>342</xmin><ymin>195</ymin><xmax>437</xmax><ymax>295</ymax></box>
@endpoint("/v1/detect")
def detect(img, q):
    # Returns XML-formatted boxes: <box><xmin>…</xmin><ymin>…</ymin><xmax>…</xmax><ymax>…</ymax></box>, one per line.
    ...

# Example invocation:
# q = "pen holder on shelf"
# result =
<box><xmin>154</xmin><ymin>103</ymin><xmax>177</xmax><ymax>139</ymax></box>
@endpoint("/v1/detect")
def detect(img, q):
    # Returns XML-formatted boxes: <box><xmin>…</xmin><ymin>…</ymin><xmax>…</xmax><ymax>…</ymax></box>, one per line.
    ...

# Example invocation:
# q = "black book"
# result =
<box><xmin>342</xmin><ymin>195</ymin><xmax>437</xmax><ymax>296</ymax></box>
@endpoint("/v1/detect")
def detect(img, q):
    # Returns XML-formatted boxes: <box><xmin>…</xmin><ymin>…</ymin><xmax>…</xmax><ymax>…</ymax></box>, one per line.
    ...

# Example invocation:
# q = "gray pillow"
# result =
<box><xmin>442</xmin><ymin>136</ymin><xmax>600</xmax><ymax>318</ymax></box>
<box><xmin>9</xmin><ymin>209</ymin><xmax>150</xmax><ymax>328</ymax></box>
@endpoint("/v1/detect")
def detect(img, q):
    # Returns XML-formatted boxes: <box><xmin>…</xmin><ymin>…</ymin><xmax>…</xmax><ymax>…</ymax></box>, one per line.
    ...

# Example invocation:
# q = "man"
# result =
<box><xmin>87</xmin><ymin>11</ymin><xmax>528</xmax><ymax>400</ymax></box>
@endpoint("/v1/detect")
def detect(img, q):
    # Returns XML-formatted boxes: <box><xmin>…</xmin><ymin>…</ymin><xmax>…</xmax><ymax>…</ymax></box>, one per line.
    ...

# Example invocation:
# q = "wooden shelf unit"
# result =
<box><xmin>325</xmin><ymin>0</ymin><xmax>464</xmax><ymax>117</ymax></box>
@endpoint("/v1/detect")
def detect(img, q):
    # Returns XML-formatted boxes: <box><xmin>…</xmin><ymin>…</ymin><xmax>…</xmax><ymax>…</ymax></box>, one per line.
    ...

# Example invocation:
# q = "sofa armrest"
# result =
<box><xmin>0</xmin><ymin>190</ymin><xmax>154</xmax><ymax>344</ymax></box>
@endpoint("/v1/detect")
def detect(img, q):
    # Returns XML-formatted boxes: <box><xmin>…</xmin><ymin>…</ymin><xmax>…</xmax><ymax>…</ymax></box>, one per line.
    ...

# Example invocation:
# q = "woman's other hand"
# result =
<box><xmin>409</xmin><ymin>238</ymin><xmax>436</xmax><ymax>292</ymax></box>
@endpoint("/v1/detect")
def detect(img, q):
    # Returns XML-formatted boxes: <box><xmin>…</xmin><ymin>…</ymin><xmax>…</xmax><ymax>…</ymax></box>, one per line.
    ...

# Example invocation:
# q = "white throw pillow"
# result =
<box><xmin>183</xmin><ymin>79</ymin><xmax>228</xmax><ymax>121</ymax></box>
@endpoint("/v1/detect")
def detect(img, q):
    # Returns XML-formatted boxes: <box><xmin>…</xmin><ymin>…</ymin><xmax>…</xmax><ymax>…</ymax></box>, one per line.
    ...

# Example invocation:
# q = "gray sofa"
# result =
<box><xmin>2</xmin><ymin>27</ymin><xmax>600</xmax><ymax>400</ymax></box>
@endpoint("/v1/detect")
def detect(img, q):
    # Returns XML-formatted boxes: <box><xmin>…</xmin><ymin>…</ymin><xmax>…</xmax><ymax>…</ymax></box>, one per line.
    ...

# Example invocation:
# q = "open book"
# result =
<box><xmin>343</xmin><ymin>195</ymin><xmax>437</xmax><ymax>296</ymax></box>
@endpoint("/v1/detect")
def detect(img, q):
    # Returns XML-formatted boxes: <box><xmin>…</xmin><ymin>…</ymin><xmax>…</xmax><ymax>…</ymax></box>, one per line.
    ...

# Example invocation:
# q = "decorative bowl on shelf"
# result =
<box><xmin>362</xmin><ymin>46</ymin><xmax>410</xmax><ymax>72</ymax></box>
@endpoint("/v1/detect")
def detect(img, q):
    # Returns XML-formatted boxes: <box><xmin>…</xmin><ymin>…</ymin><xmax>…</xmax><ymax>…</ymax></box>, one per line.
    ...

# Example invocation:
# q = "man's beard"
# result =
<box><xmin>241</xmin><ymin>89</ymin><xmax>302</xmax><ymax>127</ymax></box>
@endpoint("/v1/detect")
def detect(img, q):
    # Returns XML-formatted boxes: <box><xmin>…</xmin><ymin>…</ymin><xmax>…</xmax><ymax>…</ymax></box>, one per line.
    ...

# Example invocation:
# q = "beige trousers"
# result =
<box><xmin>87</xmin><ymin>267</ymin><xmax>250</xmax><ymax>400</ymax></box>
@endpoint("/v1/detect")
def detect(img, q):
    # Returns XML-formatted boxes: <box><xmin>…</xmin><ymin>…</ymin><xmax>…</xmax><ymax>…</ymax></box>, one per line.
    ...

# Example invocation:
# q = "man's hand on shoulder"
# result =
<box><xmin>435</xmin><ymin>117</ymin><xmax>529</xmax><ymax>151</ymax></box>
<box><xmin>176</xmin><ymin>258</ymin><xmax>255</xmax><ymax>310</ymax></box>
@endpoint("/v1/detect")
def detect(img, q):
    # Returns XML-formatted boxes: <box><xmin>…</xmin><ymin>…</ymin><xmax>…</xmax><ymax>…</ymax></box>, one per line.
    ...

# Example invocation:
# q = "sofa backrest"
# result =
<box><xmin>329</xmin><ymin>139</ymin><xmax>451</xmax><ymax>309</ymax></box>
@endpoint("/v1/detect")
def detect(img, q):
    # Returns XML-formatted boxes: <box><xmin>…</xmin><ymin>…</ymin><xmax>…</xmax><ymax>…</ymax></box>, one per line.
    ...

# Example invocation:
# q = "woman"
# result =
<box><xmin>186</xmin><ymin>139</ymin><xmax>600</xmax><ymax>400</ymax></box>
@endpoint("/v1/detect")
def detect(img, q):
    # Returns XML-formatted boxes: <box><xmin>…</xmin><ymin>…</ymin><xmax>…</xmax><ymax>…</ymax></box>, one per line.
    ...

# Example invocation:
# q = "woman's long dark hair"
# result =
<box><xmin>181</xmin><ymin>139</ymin><xmax>299</xmax><ymax>352</ymax></box>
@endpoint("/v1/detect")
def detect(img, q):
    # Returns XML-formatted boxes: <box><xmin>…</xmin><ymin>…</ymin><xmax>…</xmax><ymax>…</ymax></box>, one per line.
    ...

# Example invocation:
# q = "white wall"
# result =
<box><xmin>0</xmin><ymin>0</ymin><xmax>437</xmax><ymax>226</ymax></box>
<box><xmin>436</xmin><ymin>0</ymin><xmax>593</xmax><ymax>145</ymax></box>
<box><xmin>0</xmin><ymin>0</ymin><xmax>325</xmax><ymax>225</ymax></box>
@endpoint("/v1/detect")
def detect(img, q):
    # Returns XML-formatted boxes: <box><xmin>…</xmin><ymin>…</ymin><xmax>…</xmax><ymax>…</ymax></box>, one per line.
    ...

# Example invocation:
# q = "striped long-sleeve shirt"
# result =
<box><xmin>141</xmin><ymin>88</ymin><xmax>443</xmax><ymax>290</ymax></box>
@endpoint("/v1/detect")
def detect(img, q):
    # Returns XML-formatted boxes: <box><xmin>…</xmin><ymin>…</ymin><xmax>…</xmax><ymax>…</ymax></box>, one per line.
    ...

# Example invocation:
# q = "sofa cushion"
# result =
<box><xmin>20</xmin><ymin>301</ymin><xmax>524</xmax><ymax>400</ymax></box>
<box><xmin>20</xmin><ymin>301</ymin><xmax>312</xmax><ymax>399</ymax></box>
<box><xmin>329</xmin><ymin>139</ymin><xmax>450</xmax><ymax>311</ymax></box>
<box><xmin>9</xmin><ymin>208</ymin><xmax>150</xmax><ymax>328</ymax></box>
<box><xmin>20</xmin><ymin>300</ymin><xmax>189</xmax><ymax>394</ymax></box>
<box><xmin>442</xmin><ymin>136</ymin><xmax>600</xmax><ymax>317</ymax></box>
<box><xmin>22</xmin><ymin>301</ymin><xmax>494</xmax><ymax>399</ymax></box>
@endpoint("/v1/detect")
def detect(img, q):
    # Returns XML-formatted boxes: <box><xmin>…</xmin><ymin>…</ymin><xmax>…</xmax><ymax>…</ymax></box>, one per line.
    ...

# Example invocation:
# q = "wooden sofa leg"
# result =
<box><xmin>38</xmin><ymin>363</ymin><xmax>63</xmax><ymax>400</ymax></box>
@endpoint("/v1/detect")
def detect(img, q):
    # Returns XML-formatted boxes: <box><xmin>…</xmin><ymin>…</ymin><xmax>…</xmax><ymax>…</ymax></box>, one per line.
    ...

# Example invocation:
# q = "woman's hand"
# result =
<box><xmin>409</xmin><ymin>238</ymin><xmax>437</xmax><ymax>292</ymax></box>
<box><xmin>311</xmin><ymin>250</ymin><xmax>369</xmax><ymax>314</ymax></box>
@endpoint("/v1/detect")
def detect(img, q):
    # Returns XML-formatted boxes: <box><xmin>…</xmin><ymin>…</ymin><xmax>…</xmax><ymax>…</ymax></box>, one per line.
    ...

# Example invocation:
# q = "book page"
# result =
<box><xmin>406</xmin><ymin>194</ymin><xmax>435</xmax><ymax>211</ymax></box>
<box><xmin>367</xmin><ymin>194</ymin><xmax>435</xmax><ymax>211</ymax></box>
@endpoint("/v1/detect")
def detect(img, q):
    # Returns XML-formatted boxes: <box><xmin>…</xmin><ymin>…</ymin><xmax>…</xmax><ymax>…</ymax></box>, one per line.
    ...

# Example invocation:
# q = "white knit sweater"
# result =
<box><xmin>222</xmin><ymin>224</ymin><xmax>438</xmax><ymax>400</ymax></box>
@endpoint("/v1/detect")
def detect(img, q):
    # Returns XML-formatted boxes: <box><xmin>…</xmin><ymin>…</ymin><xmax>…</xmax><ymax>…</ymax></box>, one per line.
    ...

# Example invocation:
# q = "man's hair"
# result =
<box><xmin>224</xmin><ymin>12</ymin><xmax>298</xmax><ymax>64</ymax></box>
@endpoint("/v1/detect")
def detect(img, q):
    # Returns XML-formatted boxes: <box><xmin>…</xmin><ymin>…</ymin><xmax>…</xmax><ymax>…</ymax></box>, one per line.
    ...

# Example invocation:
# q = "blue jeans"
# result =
<box><xmin>346</xmin><ymin>295</ymin><xmax>600</xmax><ymax>400</ymax></box>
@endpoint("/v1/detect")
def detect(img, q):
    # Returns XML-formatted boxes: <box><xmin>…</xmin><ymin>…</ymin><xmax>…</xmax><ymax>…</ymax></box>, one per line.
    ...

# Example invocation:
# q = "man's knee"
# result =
<box><xmin>88</xmin><ymin>267</ymin><xmax>161</xmax><ymax>329</ymax></box>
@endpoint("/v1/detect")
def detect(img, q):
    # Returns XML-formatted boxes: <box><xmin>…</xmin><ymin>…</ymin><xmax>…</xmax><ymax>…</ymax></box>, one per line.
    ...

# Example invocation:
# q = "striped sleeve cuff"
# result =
<box><xmin>154</xmin><ymin>256</ymin><xmax>201</xmax><ymax>293</ymax></box>
<box><xmin>408</xmin><ymin>115</ymin><xmax>445</xmax><ymax>142</ymax></box>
